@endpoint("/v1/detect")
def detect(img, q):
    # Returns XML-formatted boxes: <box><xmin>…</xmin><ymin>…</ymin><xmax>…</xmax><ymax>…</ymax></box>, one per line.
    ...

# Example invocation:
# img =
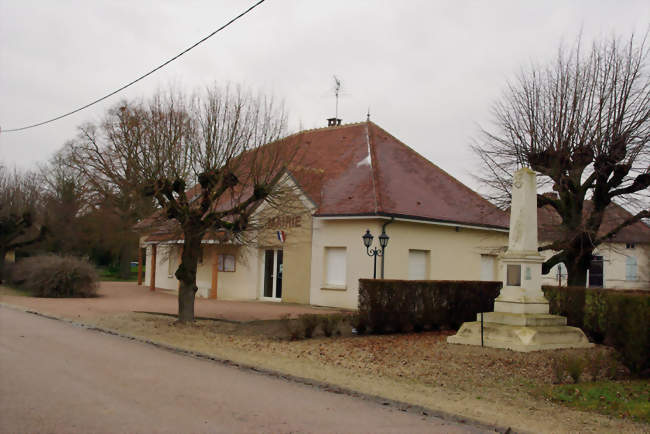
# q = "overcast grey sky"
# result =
<box><xmin>1</xmin><ymin>0</ymin><xmax>648</xmax><ymax>192</ymax></box>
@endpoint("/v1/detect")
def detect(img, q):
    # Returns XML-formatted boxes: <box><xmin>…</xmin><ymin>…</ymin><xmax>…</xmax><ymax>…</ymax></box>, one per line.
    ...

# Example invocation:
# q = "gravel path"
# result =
<box><xmin>0</xmin><ymin>281</ymin><xmax>338</xmax><ymax>321</ymax></box>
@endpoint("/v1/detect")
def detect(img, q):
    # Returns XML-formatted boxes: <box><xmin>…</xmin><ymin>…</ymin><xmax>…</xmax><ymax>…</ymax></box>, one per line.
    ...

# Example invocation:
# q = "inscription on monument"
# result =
<box><xmin>507</xmin><ymin>264</ymin><xmax>521</xmax><ymax>286</ymax></box>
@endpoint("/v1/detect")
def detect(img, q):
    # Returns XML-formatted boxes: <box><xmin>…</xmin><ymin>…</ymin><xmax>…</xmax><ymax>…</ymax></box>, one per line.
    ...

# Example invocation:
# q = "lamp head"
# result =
<box><xmin>362</xmin><ymin>229</ymin><xmax>373</xmax><ymax>248</ymax></box>
<box><xmin>378</xmin><ymin>229</ymin><xmax>389</xmax><ymax>248</ymax></box>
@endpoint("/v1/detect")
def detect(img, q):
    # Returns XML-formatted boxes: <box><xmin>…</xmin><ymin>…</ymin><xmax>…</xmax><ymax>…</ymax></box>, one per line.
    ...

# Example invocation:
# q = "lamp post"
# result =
<box><xmin>362</xmin><ymin>228</ymin><xmax>389</xmax><ymax>279</ymax></box>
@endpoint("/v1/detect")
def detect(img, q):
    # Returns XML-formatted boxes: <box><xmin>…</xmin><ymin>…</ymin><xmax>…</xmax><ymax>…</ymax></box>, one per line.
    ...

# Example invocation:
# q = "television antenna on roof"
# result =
<box><xmin>333</xmin><ymin>75</ymin><xmax>342</xmax><ymax>119</ymax></box>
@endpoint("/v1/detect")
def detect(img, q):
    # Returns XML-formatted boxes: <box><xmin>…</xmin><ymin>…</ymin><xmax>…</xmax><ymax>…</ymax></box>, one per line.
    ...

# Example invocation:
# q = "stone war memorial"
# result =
<box><xmin>448</xmin><ymin>167</ymin><xmax>592</xmax><ymax>351</ymax></box>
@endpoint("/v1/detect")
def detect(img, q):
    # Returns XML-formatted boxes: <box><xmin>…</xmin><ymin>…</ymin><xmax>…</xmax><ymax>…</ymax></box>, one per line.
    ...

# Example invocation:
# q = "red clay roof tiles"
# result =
<box><xmin>287</xmin><ymin>121</ymin><xmax>508</xmax><ymax>228</ymax></box>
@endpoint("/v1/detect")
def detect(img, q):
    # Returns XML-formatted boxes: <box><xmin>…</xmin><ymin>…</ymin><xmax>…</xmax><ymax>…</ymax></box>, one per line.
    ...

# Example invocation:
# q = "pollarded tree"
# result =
<box><xmin>474</xmin><ymin>34</ymin><xmax>650</xmax><ymax>286</ymax></box>
<box><xmin>69</xmin><ymin>85</ymin><xmax>296</xmax><ymax>322</ymax></box>
<box><xmin>0</xmin><ymin>166</ymin><xmax>46</xmax><ymax>283</ymax></box>
<box><xmin>144</xmin><ymin>86</ymin><xmax>296</xmax><ymax>322</ymax></box>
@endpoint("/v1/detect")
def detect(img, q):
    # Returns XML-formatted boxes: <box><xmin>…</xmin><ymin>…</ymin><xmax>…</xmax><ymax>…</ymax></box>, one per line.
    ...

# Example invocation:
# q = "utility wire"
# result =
<box><xmin>1</xmin><ymin>0</ymin><xmax>267</xmax><ymax>133</ymax></box>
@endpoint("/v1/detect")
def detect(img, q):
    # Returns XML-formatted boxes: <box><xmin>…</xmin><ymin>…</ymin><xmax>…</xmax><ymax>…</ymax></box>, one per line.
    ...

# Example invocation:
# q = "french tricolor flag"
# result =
<box><xmin>277</xmin><ymin>230</ymin><xmax>286</xmax><ymax>243</ymax></box>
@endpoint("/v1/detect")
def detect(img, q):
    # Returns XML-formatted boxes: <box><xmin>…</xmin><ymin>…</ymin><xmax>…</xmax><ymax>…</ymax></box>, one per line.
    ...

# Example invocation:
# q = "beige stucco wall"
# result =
<box><xmin>541</xmin><ymin>242</ymin><xmax>650</xmax><ymax>289</ymax></box>
<box><xmin>209</xmin><ymin>244</ymin><xmax>259</xmax><ymax>300</ymax></box>
<box><xmin>254</xmin><ymin>196</ymin><xmax>314</xmax><ymax>304</ymax></box>
<box><xmin>309</xmin><ymin>218</ymin><xmax>509</xmax><ymax>310</ymax></box>
<box><xmin>142</xmin><ymin>184</ymin><xmax>314</xmax><ymax>302</ymax></box>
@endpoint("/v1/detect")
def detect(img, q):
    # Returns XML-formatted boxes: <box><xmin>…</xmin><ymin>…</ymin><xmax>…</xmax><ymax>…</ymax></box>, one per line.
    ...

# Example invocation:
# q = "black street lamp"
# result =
<box><xmin>362</xmin><ymin>228</ymin><xmax>389</xmax><ymax>279</ymax></box>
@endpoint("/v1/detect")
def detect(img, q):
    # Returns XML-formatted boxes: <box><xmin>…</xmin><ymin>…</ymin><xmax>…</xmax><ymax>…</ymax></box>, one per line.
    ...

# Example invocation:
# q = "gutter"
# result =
<box><xmin>314</xmin><ymin>213</ymin><xmax>509</xmax><ymax>233</ymax></box>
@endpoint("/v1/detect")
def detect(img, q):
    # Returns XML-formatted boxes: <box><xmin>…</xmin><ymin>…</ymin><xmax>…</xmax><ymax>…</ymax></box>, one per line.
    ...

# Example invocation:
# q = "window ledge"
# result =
<box><xmin>321</xmin><ymin>284</ymin><xmax>347</xmax><ymax>291</ymax></box>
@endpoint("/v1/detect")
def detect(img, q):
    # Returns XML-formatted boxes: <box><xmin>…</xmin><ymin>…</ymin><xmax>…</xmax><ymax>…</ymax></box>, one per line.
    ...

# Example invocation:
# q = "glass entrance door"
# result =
<box><xmin>263</xmin><ymin>249</ymin><xmax>283</xmax><ymax>299</ymax></box>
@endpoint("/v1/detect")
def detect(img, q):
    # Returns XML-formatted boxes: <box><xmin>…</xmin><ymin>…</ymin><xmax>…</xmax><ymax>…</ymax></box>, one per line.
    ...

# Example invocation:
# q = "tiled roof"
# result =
<box><xmin>137</xmin><ymin>121</ymin><xmax>510</xmax><ymax>241</ymax></box>
<box><xmin>287</xmin><ymin>121</ymin><xmax>508</xmax><ymax>229</ymax></box>
<box><xmin>537</xmin><ymin>201</ymin><xmax>650</xmax><ymax>245</ymax></box>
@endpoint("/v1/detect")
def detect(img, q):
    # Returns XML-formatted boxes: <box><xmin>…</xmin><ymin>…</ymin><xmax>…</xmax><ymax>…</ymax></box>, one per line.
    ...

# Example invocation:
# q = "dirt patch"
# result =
<box><xmin>81</xmin><ymin>312</ymin><xmax>648</xmax><ymax>434</ymax></box>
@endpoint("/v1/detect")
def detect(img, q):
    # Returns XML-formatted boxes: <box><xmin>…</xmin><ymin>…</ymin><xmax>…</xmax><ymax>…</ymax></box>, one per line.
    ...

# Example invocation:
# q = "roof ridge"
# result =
<box><xmin>282</xmin><ymin>121</ymin><xmax>367</xmax><ymax>140</ymax></box>
<box><xmin>368</xmin><ymin>122</ymin><xmax>505</xmax><ymax>218</ymax></box>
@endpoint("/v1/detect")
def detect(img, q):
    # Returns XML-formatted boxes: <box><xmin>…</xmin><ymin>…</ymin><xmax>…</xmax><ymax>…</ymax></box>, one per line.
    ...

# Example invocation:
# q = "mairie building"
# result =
<box><xmin>134</xmin><ymin>120</ymin><xmax>649</xmax><ymax>309</ymax></box>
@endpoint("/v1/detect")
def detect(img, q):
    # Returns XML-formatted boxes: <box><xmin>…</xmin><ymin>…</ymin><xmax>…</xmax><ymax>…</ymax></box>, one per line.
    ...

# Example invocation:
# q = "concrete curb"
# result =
<box><xmin>1</xmin><ymin>302</ymin><xmax>517</xmax><ymax>434</ymax></box>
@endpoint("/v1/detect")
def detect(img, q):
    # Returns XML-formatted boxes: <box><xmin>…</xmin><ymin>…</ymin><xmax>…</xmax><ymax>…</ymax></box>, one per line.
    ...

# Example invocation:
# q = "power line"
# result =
<box><xmin>1</xmin><ymin>0</ymin><xmax>267</xmax><ymax>133</ymax></box>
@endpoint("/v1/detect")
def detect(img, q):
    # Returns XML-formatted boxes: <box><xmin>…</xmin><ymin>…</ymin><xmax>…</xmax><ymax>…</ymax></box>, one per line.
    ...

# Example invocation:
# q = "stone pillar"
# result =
<box><xmin>447</xmin><ymin>167</ymin><xmax>592</xmax><ymax>352</ymax></box>
<box><xmin>493</xmin><ymin>168</ymin><xmax>549</xmax><ymax>314</ymax></box>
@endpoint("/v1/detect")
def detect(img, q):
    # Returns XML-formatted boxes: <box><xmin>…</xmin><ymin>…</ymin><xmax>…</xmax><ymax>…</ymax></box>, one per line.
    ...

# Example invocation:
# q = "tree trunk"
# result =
<box><xmin>177</xmin><ymin>279</ymin><xmax>196</xmax><ymax>323</ymax></box>
<box><xmin>118</xmin><ymin>243</ymin><xmax>131</xmax><ymax>279</ymax></box>
<box><xmin>175</xmin><ymin>230</ymin><xmax>202</xmax><ymax>323</ymax></box>
<box><xmin>0</xmin><ymin>249</ymin><xmax>6</xmax><ymax>284</ymax></box>
<box><xmin>565</xmin><ymin>251</ymin><xmax>591</xmax><ymax>287</ymax></box>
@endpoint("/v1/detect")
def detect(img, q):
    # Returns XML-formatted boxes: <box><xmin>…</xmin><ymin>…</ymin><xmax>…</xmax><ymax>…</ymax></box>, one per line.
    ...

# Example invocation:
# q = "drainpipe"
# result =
<box><xmin>380</xmin><ymin>217</ymin><xmax>395</xmax><ymax>279</ymax></box>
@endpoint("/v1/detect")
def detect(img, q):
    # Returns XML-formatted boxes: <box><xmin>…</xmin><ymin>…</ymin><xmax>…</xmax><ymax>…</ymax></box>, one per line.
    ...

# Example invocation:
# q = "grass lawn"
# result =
<box><xmin>548</xmin><ymin>380</ymin><xmax>650</xmax><ymax>423</ymax></box>
<box><xmin>0</xmin><ymin>284</ymin><xmax>32</xmax><ymax>297</ymax></box>
<box><xmin>97</xmin><ymin>265</ymin><xmax>138</xmax><ymax>282</ymax></box>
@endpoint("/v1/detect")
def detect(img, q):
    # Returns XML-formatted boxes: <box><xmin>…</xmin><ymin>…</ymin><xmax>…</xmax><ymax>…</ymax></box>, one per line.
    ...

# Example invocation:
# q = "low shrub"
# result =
<box><xmin>350</xmin><ymin>313</ymin><xmax>367</xmax><ymax>334</ymax></box>
<box><xmin>544</xmin><ymin>286</ymin><xmax>650</xmax><ymax>377</ymax></box>
<box><xmin>358</xmin><ymin>279</ymin><xmax>501</xmax><ymax>334</ymax></box>
<box><xmin>280</xmin><ymin>314</ymin><xmax>302</xmax><ymax>340</ymax></box>
<box><xmin>566</xmin><ymin>355</ymin><xmax>586</xmax><ymax>384</ymax></box>
<box><xmin>321</xmin><ymin>314</ymin><xmax>343</xmax><ymax>337</ymax></box>
<box><xmin>11</xmin><ymin>255</ymin><xmax>98</xmax><ymax>298</ymax></box>
<box><xmin>299</xmin><ymin>314</ymin><xmax>320</xmax><ymax>339</ymax></box>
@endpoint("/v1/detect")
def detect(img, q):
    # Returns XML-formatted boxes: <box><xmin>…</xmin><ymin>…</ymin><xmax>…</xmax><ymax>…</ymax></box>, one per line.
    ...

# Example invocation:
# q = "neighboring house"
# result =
<box><xmin>135</xmin><ymin>120</ymin><xmax>510</xmax><ymax>309</ymax></box>
<box><xmin>538</xmin><ymin>201</ymin><xmax>650</xmax><ymax>289</ymax></box>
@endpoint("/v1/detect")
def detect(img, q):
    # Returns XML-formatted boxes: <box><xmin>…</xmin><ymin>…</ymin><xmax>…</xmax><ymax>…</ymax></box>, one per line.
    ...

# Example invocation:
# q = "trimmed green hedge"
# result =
<box><xmin>357</xmin><ymin>279</ymin><xmax>501</xmax><ymax>333</ymax></box>
<box><xmin>543</xmin><ymin>286</ymin><xmax>650</xmax><ymax>376</ymax></box>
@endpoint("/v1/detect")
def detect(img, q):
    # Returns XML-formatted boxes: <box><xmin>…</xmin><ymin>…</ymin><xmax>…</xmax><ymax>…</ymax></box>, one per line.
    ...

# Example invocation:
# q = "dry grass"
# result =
<box><xmin>85</xmin><ymin>312</ymin><xmax>648</xmax><ymax>434</ymax></box>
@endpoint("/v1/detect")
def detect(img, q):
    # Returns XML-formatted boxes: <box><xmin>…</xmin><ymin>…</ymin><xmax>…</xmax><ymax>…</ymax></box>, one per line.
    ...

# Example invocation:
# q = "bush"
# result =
<box><xmin>11</xmin><ymin>255</ymin><xmax>98</xmax><ymax>298</ymax></box>
<box><xmin>299</xmin><ymin>314</ymin><xmax>320</xmax><ymax>339</ymax></box>
<box><xmin>544</xmin><ymin>286</ymin><xmax>650</xmax><ymax>377</ymax></box>
<box><xmin>358</xmin><ymin>279</ymin><xmax>501</xmax><ymax>334</ymax></box>
<box><xmin>321</xmin><ymin>314</ymin><xmax>343</xmax><ymax>337</ymax></box>
<box><xmin>280</xmin><ymin>314</ymin><xmax>302</xmax><ymax>340</ymax></box>
<box><xmin>565</xmin><ymin>355</ymin><xmax>586</xmax><ymax>383</ymax></box>
<box><xmin>350</xmin><ymin>313</ymin><xmax>367</xmax><ymax>334</ymax></box>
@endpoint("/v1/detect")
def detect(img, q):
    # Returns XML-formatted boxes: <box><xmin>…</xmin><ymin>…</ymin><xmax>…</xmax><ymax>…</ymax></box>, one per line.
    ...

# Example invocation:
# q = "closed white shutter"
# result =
<box><xmin>626</xmin><ymin>256</ymin><xmax>637</xmax><ymax>281</ymax></box>
<box><xmin>325</xmin><ymin>247</ymin><xmax>347</xmax><ymax>286</ymax></box>
<box><xmin>480</xmin><ymin>255</ymin><xmax>495</xmax><ymax>281</ymax></box>
<box><xmin>408</xmin><ymin>250</ymin><xmax>428</xmax><ymax>280</ymax></box>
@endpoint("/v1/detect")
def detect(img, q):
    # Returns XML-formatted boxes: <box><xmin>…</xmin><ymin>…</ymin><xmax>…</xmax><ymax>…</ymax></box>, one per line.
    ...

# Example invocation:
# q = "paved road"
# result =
<box><xmin>0</xmin><ymin>307</ymin><xmax>484</xmax><ymax>433</ymax></box>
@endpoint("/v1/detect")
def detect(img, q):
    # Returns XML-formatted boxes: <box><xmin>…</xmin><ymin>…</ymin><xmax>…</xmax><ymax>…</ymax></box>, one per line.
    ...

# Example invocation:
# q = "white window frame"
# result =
<box><xmin>323</xmin><ymin>247</ymin><xmax>347</xmax><ymax>289</ymax></box>
<box><xmin>625</xmin><ymin>256</ymin><xmax>638</xmax><ymax>281</ymax></box>
<box><xmin>408</xmin><ymin>249</ymin><xmax>429</xmax><ymax>280</ymax></box>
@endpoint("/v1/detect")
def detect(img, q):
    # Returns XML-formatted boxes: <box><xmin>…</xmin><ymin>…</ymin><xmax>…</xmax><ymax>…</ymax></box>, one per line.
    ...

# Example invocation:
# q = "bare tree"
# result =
<box><xmin>144</xmin><ymin>85</ymin><xmax>294</xmax><ymax>322</ymax></box>
<box><xmin>474</xmin><ymin>34</ymin><xmax>650</xmax><ymax>286</ymax></box>
<box><xmin>65</xmin><ymin>90</ymin><xmax>192</xmax><ymax>277</ymax></box>
<box><xmin>66</xmin><ymin>85</ymin><xmax>295</xmax><ymax>321</ymax></box>
<box><xmin>0</xmin><ymin>166</ymin><xmax>46</xmax><ymax>283</ymax></box>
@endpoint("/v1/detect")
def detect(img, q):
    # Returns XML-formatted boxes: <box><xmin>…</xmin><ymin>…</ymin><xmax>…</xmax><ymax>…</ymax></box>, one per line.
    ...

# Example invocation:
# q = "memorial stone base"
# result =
<box><xmin>447</xmin><ymin>311</ymin><xmax>593</xmax><ymax>352</ymax></box>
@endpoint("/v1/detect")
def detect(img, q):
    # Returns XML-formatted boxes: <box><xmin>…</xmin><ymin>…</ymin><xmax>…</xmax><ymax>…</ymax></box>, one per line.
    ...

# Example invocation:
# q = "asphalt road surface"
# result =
<box><xmin>0</xmin><ymin>306</ymin><xmax>485</xmax><ymax>433</ymax></box>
